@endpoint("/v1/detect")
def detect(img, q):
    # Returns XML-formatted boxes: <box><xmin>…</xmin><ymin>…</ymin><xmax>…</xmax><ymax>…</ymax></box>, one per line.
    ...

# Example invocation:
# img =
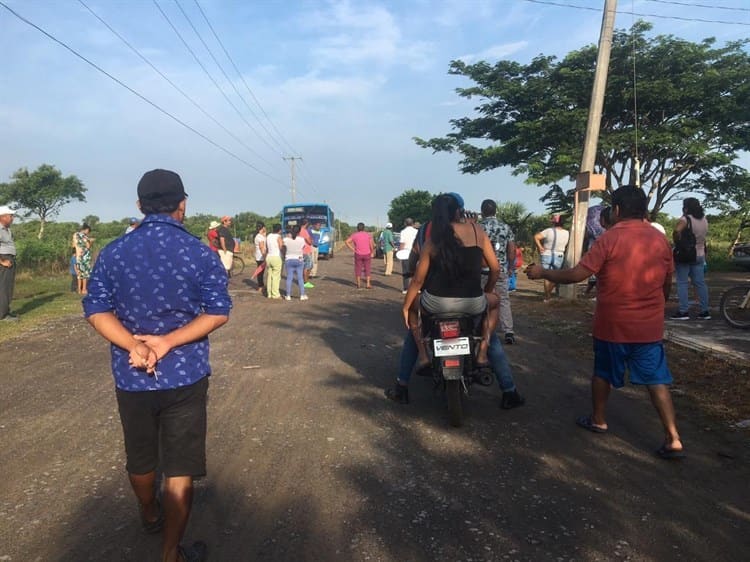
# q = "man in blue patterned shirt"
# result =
<box><xmin>479</xmin><ymin>199</ymin><xmax>517</xmax><ymax>345</ymax></box>
<box><xmin>83</xmin><ymin>169</ymin><xmax>231</xmax><ymax>562</ymax></box>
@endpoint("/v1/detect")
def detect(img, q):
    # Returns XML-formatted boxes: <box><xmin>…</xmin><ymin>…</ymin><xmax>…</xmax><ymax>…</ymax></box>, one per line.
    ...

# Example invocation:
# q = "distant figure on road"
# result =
<box><xmin>671</xmin><ymin>197</ymin><xmax>710</xmax><ymax>321</ymax></box>
<box><xmin>526</xmin><ymin>185</ymin><xmax>684</xmax><ymax>459</ymax></box>
<box><xmin>479</xmin><ymin>198</ymin><xmax>517</xmax><ymax>345</ymax></box>
<box><xmin>125</xmin><ymin>217</ymin><xmax>140</xmax><ymax>234</ymax></box>
<box><xmin>381</xmin><ymin>222</ymin><xmax>395</xmax><ymax>276</ymax></box>
<box><xmin>265</xmin><ymin>223</ymin><xmax>284</xmax><ymax>299</ymax></box>
<box><xmin>253</xmin><ymin>222</ymin><xmax>267</xmax><ymax>294</ymax></box>
<box><xmin>207</xmin><ymin>220</ymin><xmax>220</xmax><ymax>253</ymax></box>
<box><xmin>345</xmin><ymin>222</ymin><xmax>375</xmax><ymax>289</ymax></box>
<box><xmin>398</xmin><ymin>218</ymin><xmax>419</xmax><ymax>294</ymax></box>
<box><xmin>217</xmin><ymin>216</ymin><xmax>235</xmax><ymax>275</ymax></box>
<box><xmin>310</xmin><ymin>220</ymin><xmax>323</xmax><ymax>278</ymax></box>
<box><xmin>283</xmin><ymin>225</ymin><xmax>308</xmax><ymax>300</ymax></box>
<box><xmin>533</xmin><ymin>214</ymin><xmax>569</xmax><ymax>302</ymax></box>
<box><xmin>299</xmin><ymin>218</ymin><xmax>315</xmax><ymax>289</ymax></box>
<box><xmin>74</xmin><ymin>223</ymin><xmax>94</xmax><ymax>295</ymax></box>
<box><xmin>0</xmin><ymin>205</ymin><xmax>18</xmax><ymax>321</ymax></box>
<box><xmin>83</xmin><ymin>169</ymin><xmax>231</xmax><ymax>562</ymax></box>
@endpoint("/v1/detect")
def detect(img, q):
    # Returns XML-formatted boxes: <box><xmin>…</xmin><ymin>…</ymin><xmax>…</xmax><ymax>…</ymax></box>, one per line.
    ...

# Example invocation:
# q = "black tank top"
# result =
<box><xmin>423</xmin><ymin>224</ymin><xmax>484</xmax><ymax>298</ymax></box>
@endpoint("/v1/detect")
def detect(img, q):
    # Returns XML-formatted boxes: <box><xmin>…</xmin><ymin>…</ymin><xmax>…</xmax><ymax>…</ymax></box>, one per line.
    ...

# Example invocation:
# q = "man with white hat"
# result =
<box><xmin>0</xmin><ymin>205</ymin><xmax>18</xmax><ymax>321</ymax></box>
<box><xmin>382</xmin><ymin>222</ymin><xmax>395</xmax><ymax>276</ymax></box>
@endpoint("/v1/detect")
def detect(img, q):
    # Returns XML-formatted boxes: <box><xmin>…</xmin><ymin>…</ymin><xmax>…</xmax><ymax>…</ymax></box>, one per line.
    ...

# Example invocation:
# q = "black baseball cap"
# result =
<box><xmin>137</xmin><ymin>169</ymin><xmax>188</xmax><ymax>206</ymax></box>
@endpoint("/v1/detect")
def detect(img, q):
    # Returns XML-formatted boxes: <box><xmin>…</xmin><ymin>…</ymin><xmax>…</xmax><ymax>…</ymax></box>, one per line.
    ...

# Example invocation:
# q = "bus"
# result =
<box><xmin>280</xmin><ymin>203</ymin><xmax>336</xmax><ymax>258</ymax></box>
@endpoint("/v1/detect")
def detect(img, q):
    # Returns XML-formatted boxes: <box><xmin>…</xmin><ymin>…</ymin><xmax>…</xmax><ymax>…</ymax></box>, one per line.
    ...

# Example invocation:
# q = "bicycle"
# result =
<box><xmin>230</xmin><ymin>255</ymin><xmax>245</xmax><ymax>277</ymax></box>
<box><xmin>719</xmin><ymin>282</ymin><xmax>750</xmax><ymax>329</ymax></box>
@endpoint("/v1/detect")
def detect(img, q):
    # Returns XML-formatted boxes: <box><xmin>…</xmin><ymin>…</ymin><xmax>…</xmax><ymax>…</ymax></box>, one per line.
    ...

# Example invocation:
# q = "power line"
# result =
<box><xmin>644</xmin><ymin>0</ymin><xmax>750</xmax><ymax>12</ymax></box>
<box><xmin>77</xmin><ymin>0</ymin><xmax>277</xmax><ymax>173</ymax></box>
<box><xmin>193</xmin><ymin>0</ymin><xmax>299</xmax><ymax>157</ymax></box>
<box><xmin>172</xmin><ymin>0</ymin><xmax>281</xmax><ymax>157</ymax></box>
<box><xmin>152</xmin><ymin>0</ymin><xmax>280</xmax><ymax>169</ymax></box>
<box><xmin>523</xmin><ymin>0</ymin><xmax>750</xmax><ymax>25</ymax></box>
<box><xmin>0</xmin><ymin>1</ymin><xmax>287</xmax><ymax>185</ymax></box>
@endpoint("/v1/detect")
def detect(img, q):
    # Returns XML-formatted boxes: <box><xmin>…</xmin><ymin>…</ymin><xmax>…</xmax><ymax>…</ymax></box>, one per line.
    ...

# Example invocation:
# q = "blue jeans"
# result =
<box><xmin>397</xmin><ymin>331</ymin><xmax>516</xmax><ymax>393</ymax></box>
<box><xmin>285</xmin><ymin>259</ymin><xmax>305</xmax><ymax>297</ymax></box>
<box><xmin>675</xmin><ymin>256</ymin><xmax>709</xmax><ymax>313</ymax></box>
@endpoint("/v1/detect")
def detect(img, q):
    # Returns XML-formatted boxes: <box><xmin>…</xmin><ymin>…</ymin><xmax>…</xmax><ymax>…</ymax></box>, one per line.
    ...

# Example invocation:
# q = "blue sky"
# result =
<box><xmin>1</xmin><ymin>0</ymin><xmax>748</xmax><ymax>228</ymax></box>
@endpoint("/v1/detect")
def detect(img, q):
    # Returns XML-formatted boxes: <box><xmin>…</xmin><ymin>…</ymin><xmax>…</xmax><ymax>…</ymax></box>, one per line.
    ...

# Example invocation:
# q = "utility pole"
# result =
<box><xmin>283</xmin><ymin>156</ymin><xmax>302</xmax><ymax>203</ymax></box>
<box><xmin>561</xmin><ymin>0</ymin><xmax>617</xmax><ymax>299</ymax></box>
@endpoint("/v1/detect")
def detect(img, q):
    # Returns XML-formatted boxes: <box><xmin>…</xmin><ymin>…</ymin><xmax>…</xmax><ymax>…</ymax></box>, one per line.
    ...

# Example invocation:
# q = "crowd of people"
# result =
<box><xmin>0</xmin><ymin>169</ymin><xmax>716</xmax><ymax>560</ymax></box>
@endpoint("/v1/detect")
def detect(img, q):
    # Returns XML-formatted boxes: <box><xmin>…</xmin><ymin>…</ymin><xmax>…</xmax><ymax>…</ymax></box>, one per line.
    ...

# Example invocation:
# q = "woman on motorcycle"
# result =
<box><xmin>402</xmin><ymin>193</ymin><xmax>501</xmax><ymax>368</ymax></box>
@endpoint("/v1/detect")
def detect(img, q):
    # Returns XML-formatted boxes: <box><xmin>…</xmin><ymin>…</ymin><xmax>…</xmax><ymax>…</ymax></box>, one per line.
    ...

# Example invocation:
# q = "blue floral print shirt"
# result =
<box><xmin>83</xmin><ymin>214</ymin><xmax>231</xmax><ymax>391</ymax></box>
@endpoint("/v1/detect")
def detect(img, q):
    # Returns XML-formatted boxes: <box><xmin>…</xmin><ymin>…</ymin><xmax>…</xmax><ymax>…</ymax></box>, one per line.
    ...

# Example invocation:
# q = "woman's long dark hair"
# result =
<box><xmin>429</xmin><ymin>194</ymin><xmax>463</xmax><ymax>280</ymax></box>
<box><xmin>290</xmin><ymin>225</ymin><xmax>300</xmax><ymax>240</ymax></box>
<box><xmin>683</xmin><ymin>197</ymin><xmax>705</xmax><ymax>219</ymax></box>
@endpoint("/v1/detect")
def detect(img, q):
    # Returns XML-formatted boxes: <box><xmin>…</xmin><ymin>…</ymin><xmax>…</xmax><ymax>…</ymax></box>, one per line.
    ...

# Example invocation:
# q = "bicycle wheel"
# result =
<box><xmin>231</xmin><ymin>256</ymin><xmax>245</xmax><ymax>277</ymax></box>
<box><xmin>719</xmin><ymin>285</ymin><xmax>750</xmax><ymax>329</ymax></box>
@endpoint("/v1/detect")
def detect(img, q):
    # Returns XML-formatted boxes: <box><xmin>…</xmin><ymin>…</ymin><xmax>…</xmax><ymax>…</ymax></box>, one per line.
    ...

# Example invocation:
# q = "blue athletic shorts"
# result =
<box><xmin>593</xmin><ymin>338</ymin><xmax>673</xmax><ymax>388</ymax></box>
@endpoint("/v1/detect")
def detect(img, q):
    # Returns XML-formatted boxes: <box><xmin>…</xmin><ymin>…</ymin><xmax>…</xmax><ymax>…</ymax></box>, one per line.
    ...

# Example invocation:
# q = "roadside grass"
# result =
<box><xmin>0</xmin><ymin>273</ymin><xmax>82</xmax><ymax>343</ymax></box>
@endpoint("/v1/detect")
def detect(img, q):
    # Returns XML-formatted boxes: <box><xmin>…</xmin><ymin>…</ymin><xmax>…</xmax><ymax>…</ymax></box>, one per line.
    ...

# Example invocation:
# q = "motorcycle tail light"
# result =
<box><xmin>443</xmin><ymin>358</ymin><xmax>461</xmax><ymax>368</ymax></box>
<box><xmin>439</xmin><ymin>321</ymin><xmax>460</xmax><ymax>338</ymax></box>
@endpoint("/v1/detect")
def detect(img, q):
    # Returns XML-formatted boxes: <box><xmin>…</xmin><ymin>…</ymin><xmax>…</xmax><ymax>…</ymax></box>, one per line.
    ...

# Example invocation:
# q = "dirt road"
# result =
<box><xmin>1</xmin><ymin>255</ymin><xmax>748</xmax><ymax>561</ymax></box>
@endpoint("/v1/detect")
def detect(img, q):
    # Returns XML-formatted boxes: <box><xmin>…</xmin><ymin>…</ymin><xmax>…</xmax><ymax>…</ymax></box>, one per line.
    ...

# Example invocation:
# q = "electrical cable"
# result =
<box><xmin>172</xmin><ymin>0</ymin><xmax>281</xmax><ymax>157</ymax></box>
<box><xmin>193</xmin><ymin>0</ymin><xmax>299</xmax><ymax>157</ymax></box>
<box><xmin>0</xmin><ymin>1</ymin><xmax>287</xmax><ymax>186</ymax></box>
<box><xmin>77</xmin><ymin>0</ymin><xmax>278</xmax><ymax>174</ymax></box>
<box><xmin>152</xmin><ymin>0</ymin><xmax>280</xmax><ymax>169</ymax></box>
<box><xmin>523</xmin><ymin>0</ymin><xmax>750</xmax><ymax>25</ymax></box>
<box><xmin>644</xmin><ymin>0</ymin><xmax>750</xmax><ymax>12</ymax></box>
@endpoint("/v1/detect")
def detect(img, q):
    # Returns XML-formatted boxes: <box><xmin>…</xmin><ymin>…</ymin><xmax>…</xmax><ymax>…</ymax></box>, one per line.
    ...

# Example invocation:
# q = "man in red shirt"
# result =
<box><xmin>526</xmin><ymin>186</ymin><xmax>683</xmax><ymax>460</ymax></box>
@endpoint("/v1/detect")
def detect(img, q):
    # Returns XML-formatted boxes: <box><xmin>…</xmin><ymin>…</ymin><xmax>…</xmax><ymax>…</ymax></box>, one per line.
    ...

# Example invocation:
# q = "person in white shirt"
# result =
<box><xmin>534</xmin><ymin>215</ymin><xmax>570</xmax><ymax>302</ymax></box>
<box><xmin>398</xmin><ymin>218</ymin><xmax>419</xmax><ymax>294</ymax></box>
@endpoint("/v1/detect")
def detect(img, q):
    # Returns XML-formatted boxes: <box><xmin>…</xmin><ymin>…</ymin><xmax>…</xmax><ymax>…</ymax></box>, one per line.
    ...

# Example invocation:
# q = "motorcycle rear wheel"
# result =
<box><xmin>446</xmin><ymin>380</ymin><xmax>463</xmax><ymax>427</ymax></box>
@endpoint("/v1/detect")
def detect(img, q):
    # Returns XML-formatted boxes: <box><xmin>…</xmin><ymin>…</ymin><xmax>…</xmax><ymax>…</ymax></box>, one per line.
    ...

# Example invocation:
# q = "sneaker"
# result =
<box><xmin>304</xmin><ymin>282</ymin><xmax>315</xmax><ymax>288</ymax></box>
<box><xmin>698</xmin><ymin>310</ymin><xmax>711</xmax><ymax>320</ymax></box>
<box><xmin>0</xmin><ymin>315</ymin><xmax>19</xmax><ymax>322</ymax></box>
<box><xmin>178</xmin><ymin>540</ymin><xmax>207</xmax><ymax>562</ymax></box>
<box><xmin>504</xmin><ymin>332</ymin><xmax>515</xmax><ymax>345</ymax></box>
<box><xmin>500</xmin><ymin>390</ymin><xmax>525</xmax><ymax>410</ymax></box>
<box><xmin>300</xmin><ymin>294</ymin><xmax>309</xmax><ymax>301</ymax></box>
<box><xmin>670</xmin><ymin>311</ymin><xmax>690</xmax><ymax>320</ymax></box>
<box><xmin>284</xmin><ymin>295</ymin><xmax>291</xmax><ymax>301</ymax></box>
<box><xmin>384</xmin><ymin>383</ymin><xmax>409</xmax><ymax>404</ymax></box>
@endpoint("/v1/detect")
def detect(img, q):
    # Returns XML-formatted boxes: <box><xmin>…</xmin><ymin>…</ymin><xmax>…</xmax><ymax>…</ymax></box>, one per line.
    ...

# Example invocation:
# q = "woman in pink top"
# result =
<box><xmin>345</xmin><ymin>222</ymin><xmax>376</xmax><ymax>289</ymax></box>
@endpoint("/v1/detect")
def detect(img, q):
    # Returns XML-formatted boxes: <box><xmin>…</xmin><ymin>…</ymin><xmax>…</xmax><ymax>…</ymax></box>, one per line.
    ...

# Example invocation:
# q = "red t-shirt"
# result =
<box><xmin>207</xmin><ymin>229</ymin><xmax>219</xmax><ymax>252</ymax></box>
<box><xmin>579</xmin><ymin>219</ymin><xmax>674</xmax><ymax>343</ymax></box>
<box><xmin>299</xmin><ymin>227</ymin><xmax>313</xmax><ymax>255</ymax></box>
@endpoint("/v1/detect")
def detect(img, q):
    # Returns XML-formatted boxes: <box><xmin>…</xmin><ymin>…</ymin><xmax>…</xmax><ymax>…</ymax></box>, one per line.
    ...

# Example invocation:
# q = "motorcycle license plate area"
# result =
<box><xmin>433</xmin><ymin>337</ymin><xmax>471</xmax><ymax>357</ymax></box>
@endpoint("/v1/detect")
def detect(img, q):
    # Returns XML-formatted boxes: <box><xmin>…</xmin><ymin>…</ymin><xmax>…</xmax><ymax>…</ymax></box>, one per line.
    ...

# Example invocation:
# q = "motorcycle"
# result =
<box><xmin>420</xmin><ymin>312</ymin><xmax>494</xmax><ymax>427</ymax></box>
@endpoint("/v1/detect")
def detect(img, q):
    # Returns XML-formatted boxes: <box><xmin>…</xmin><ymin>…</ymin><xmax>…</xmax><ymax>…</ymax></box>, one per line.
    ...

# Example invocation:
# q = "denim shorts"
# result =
<box><xmin>593</xmin><ymin>339</ymin><xmax>672</xmax><ymax>388</ymax></box>
<box><xmin>303</xmin><ymin>254</ymin><xmax>313</xmax><ymax>270</ymax></box>
<box><xmin>116</xmin><ymin>377</ymin><xmax>208</xmax><ymax>477</ymax></box>
<box><xmin>541</xmin><ymin>253</ymin><xmax>564</xmax><ymax>270</ymax></box>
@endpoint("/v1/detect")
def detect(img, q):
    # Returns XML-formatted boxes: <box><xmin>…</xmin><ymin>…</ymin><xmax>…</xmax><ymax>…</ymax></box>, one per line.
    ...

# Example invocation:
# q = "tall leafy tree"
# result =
<box><xmin>0</xmin><ymin>164</ymin><xmax>86</xmax><ymax>238</ymax></box>
<box><xmin>415</xmin><ymin>22</ymin><xmax>750</xmax><ymax>217</ymax></box>
<box><xmin>388</xmin><ymin>189</ymin><xmax>433</xmax><ymax>228</ymax></box>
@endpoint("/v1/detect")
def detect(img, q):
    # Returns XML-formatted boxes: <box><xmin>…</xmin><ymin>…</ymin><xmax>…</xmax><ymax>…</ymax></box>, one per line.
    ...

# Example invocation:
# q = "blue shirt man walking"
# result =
<box><xmin>83</xmin><ymin>169</ymin><xmax>231</xmax><ymax>562</ymax></box>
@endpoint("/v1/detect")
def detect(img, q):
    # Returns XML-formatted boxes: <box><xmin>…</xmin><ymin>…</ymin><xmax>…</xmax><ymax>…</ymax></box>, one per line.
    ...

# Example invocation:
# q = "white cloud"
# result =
<box><xmin>457</xmin><ymin>41</ymin><xmax>528</xmax><ymax>63</ymax></box>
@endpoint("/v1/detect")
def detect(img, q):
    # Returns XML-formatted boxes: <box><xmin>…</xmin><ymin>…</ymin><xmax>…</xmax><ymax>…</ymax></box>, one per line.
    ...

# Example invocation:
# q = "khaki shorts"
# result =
<box><xmin>218</xmin><ymin>250</ymin><xmax>233</xmax><ymax>271</ymax></box>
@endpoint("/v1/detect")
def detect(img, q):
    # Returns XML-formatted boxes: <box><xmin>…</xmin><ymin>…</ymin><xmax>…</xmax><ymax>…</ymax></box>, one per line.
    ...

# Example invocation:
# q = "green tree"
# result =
<box><xmin>415</xmin><ymin>22</ymin><xmax>750</xmax><ymax>218</ymax></box>
<box><xmin>388</xmin><ymin>189</ymin><xmax>433</xmax><ymax>228</ymax></box>
<box><xmin>0</xmin><ymin>164</ymin><xmax>86</xmax><ymax>239</ymax></box>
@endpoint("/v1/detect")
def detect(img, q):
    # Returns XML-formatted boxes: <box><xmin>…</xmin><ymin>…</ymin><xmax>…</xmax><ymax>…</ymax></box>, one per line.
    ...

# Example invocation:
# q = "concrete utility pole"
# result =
<box><xmin>283</xmin><ymin>156</ymin><xmax>302</xmax><ymax>203</ymax></box>
<box><xmin>561</xmin><ymin>0</ymin><xmax>617</xmax><ymax>299</ymax></box>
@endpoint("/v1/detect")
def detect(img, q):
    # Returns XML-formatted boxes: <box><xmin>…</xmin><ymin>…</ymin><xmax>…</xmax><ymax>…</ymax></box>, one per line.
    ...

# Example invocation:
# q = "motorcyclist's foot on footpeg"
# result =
<box><xmin>385</xmin><ymin>383</ymin><xmax>409</xmax><ymax>404</ymax></box>
<box><xmin>501</xmin><ymin>390</ymin><xmax>525</xmax><ymax>410</ymax></box>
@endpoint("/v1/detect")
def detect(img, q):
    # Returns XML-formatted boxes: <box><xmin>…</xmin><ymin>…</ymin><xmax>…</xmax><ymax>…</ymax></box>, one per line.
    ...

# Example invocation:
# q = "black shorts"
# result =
<box><xmin>116</xmin><ymin>377</ymin><xmax>209</xmax><ymax>477</ymax></box>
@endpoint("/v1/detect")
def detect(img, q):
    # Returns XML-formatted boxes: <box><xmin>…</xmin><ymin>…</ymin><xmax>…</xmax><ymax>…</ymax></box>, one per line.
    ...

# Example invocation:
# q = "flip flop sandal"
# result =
<box><xmin>576</xmin><ymin>415</ymin><xmax>608</xmax><ymax>434</ymax></box>
<box><xmin>656</xmin><ymin>445</ymin><xmax>686</xmax><ymax>460</ymax></box>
